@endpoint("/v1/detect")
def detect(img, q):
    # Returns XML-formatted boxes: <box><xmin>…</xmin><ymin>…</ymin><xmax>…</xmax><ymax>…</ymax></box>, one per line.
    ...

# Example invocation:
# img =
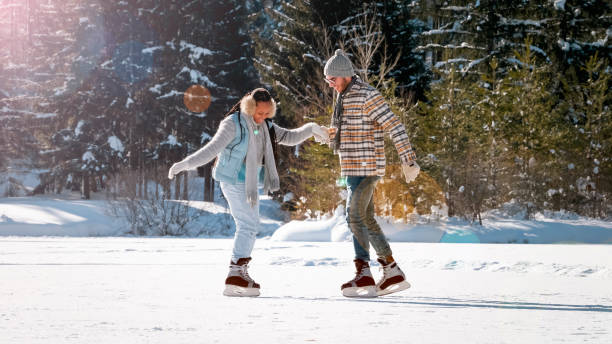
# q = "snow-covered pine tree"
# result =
<box><xmin>54</xmin><ymin>69</ymin><xmax>131</xmax><ymax>199</ymax></box>
<box><xmin>465</xmin><ymin>57</ymin><xmax>513</xmax><ymax>214</ymax></box>
<box><xmin>47</xmin><ymin>76</ymin><xmax>125</xmax><ymax>197</ymax></box>
<box><xmin>414</xmin><ymin>0</ymin><xmax>610</xmax><ymax>217</ymax></box>
<box><xmin>37</xmin><ymin>0</ymin><xmax>257</xmax><ymax>200</ymax></box>
<box><xmin>253</xmin><ymin>0</ymin><xmax>332</xmax><ymax>119</ymax></box>
<box><xmin>558</xmin><ymin>54</ymin><xmax>611</xmax><ymax>217</ymax></box>
<box><xmin>542</xmin><ymin>0</ymin><xmax>611</xmax><ymax>77</ymax></box>
<box><xmin>375</xmin><ymin>1</ymin><xmax>430</xmax><ymax>97</ymax></box>
<box><xmin>39</xmin><ymin>1</ymin><xmax>132</xmax><ymax>199</ymax></box>
<box><xmin>415</xmin><ymin>0</ymin><xmax>610</xmax><ymax>81</ymax></box>
<box><xmin>414</xmin><ymin>0</ymin><xmax>553</xmax><ymax>77</ymax></box>
<box><xmin>498</xmin><ymin>41</ymin><xmax>559</xmax><ymax>218</ymax></box>
<box><xmin>142</xmin><ymin>0</ymin><xmax>257</xmax><ymax>201</ymax></box>
<box><xmin>0</xmin><ymin>0</ymin><xmax>35</xmax><ymax>166</ymax></box>
<box><xmin>0</xmin><ymin>0</ymin><xmax>87</xmax><ymax>193</ymax></box>
<box><xmin>416</xmin><ymin>65</ymin><xmax>475</xmax><ymax>217</ymax></box>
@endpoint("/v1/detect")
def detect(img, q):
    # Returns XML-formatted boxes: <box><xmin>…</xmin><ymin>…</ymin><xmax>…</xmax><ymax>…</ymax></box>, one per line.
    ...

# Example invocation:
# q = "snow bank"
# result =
<box><xmin>271</xmin><ymin>206</ymin><xmax>350</xmax><ymax>242</ymax></box>
<box><xmin>0</xmin><ymin>197</ymin><xmax>119</xmax><ymax>236</ymax></box>
<box><xmin>272</xmin><ymin>204</ymin><xmax>612</xmax><ymax>244</ymax></box>
<box><xmin>1</xmin><ymin>196</ymin><xmax>611</xmax><ymax>244</ymax></box>
<box><xmin>0</xmin><ymin>191</ymin><xmax>286</xmax><ymax>238</ymax></box>
<box><xmin>1</xmin><ymin>163</ymin><xmax>46</xmax><ymax>197</ymax></box>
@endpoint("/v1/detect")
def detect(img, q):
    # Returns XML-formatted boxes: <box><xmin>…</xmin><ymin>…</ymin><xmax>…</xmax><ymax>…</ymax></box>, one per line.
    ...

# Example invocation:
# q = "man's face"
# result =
<box><xmin>325</xmin><ymin>76</ymin><xmax>352</xmax><ymax>93</ymax></box>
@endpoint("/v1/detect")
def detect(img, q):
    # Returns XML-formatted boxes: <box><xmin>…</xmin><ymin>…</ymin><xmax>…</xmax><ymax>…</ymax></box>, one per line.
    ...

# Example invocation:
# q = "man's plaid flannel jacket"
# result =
<box><xmin>333</xmin><ymin>78</ymin><xmax>417</xmax><ymax>177</ymax></box>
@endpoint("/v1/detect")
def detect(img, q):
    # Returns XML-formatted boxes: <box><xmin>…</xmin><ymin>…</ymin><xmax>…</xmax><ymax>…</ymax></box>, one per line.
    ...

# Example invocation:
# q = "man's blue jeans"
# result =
<box><xmin>346</xmin><ymin>176</ymin><xmax>392</xmax><ymax>262</ymax></box>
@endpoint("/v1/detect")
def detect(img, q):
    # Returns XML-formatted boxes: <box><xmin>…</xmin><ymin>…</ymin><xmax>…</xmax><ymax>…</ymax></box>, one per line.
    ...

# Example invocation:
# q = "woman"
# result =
<box><xmin>168</xmin><ymin>88</ymin><xmax>328</xmax><ymax>297</ymax></box>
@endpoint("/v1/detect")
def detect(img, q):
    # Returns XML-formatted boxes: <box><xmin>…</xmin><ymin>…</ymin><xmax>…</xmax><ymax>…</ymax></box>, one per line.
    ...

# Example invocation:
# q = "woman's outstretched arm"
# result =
<box><xmin>168</xmin><ymin>117</ymin><xmax>236</xmax><ymax>179</ymax></box>
<box><xmin>272</xmin><ymin>122</ymin><xmax>328</xmax><ymax>146</ymax></box>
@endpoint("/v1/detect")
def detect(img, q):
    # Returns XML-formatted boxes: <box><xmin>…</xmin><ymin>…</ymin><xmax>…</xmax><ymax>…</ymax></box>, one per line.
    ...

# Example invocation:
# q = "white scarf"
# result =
<box><xmin>243</xmin><ymin>113</ymin><xmax>280</xmax><ymax>207</ymax></box>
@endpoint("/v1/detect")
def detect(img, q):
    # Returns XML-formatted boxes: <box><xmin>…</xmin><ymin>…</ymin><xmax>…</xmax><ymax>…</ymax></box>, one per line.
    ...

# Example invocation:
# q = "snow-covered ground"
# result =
<box><xmin>1</xmin><ymin>195</ymin><xmax>612</xmax><ymax>342</ymax></box>
<box><xmin>1</xmin><ymin>237</ymin><xmax>611</xmax><ymax>343</ymax></box>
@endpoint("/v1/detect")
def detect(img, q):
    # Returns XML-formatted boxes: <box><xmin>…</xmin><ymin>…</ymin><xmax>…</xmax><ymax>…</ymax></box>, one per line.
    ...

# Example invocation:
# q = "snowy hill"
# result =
<box><xmin>1</xmin><ymin>195</ymin><xmax>611</xmax><ymax>244</ymax></box>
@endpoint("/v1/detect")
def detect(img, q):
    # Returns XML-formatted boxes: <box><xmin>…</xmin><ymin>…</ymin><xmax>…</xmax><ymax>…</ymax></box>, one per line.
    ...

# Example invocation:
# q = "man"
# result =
<box><xmin>323</xmin><ymin>49</ymin><xmax>420</xmax><ymax>297</ymax></box>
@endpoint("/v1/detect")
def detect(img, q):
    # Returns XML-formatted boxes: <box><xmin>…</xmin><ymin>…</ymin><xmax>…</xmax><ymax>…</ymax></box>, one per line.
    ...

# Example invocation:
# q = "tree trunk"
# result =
<box><xmin>155</xmin><ymin>165</ymin><xmax>159</xmax><ymax>200</ymax></box>
<box><xmin>203</xmin><ymin>162</ymin><xmax>214</xmax><ymax>202</ymax></box>
<box><xmin>174</xmin><ymin>174</ymin><xmax>181</xmax><ymax>200</ymax></box>
<box><xmin>114</xmin><ymin>173</ymin><xmax>119</xmax><ymax>200</ymax></box>
<box><xmin>82</xmin><ymin>173</ymin><xmax>90</xmax><ymax>200</ymax></box>
<box><xmin>137</xmin><ymin>169</ymin><xmax>141</xmax><ymax>198</ymax></box>
<box><xmin>55</xmin><ymin>175</ymin><xmax>63</xmax><ymax>194</ymax></box>
<box><xmin>143</xmin><ymin>170</ymin><xmax>148</xmax><ymax>200</ymax></box>
<box><xmin>182</xmin><ymin>171</ymin><xmax>188</xmax><ymax>200</ymax></box>
<box><xmin>90</xmin><ymin>175</ymin><xmax>98</xmax><ymax>193</ymax></box>
<box><xmin>163</xmin><ymin>175</ymin><xmax>170</xmax><ymax>199</ymax></box>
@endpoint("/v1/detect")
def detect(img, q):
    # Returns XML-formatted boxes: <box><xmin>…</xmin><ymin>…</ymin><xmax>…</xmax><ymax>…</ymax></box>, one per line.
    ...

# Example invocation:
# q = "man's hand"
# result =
<box><xmin>328</xmin><ymin>127</ymin><xmax>337</xmax><ymax>140</ymax></box>
<box><xmin>168</xmin><ymin>161</ymin><xmax>187</xmax><ymax>180</ymax></box>
<box><xmin>401</xmin><ymin>162</ymin><xmax>420</xmax><ymax>183</ymax></box>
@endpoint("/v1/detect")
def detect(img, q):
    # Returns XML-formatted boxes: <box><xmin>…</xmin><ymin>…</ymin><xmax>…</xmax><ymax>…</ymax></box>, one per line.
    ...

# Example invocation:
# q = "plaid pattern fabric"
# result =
<box><xmin>336</xmin><ymin>79</ymin><xmax>416</xmax><ymax>176</ymax></box>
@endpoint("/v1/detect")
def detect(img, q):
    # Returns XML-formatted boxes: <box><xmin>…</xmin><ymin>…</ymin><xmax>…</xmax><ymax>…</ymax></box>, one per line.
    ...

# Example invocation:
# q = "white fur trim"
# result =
<box><xmin>240</xmin><ymin>94</ymin><xmax>276</xmax><ymax>118</ymax></box>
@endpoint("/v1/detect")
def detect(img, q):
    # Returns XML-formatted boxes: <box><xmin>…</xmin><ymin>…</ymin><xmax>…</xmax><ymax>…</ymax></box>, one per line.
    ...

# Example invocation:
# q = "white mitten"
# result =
<box><xmin>168</xmin><ymin>161</ymin><xmax>187</xmax><ymax>180</ymax></box>
<box><xmin>401</xmin><ymin>162</ymin><xmax>420</xmax><ymax>183</ymax></box>
<box><xmin>312</xmin><ymin>124</ymin><xmax>330</xmax><ymax>144</ymax></box>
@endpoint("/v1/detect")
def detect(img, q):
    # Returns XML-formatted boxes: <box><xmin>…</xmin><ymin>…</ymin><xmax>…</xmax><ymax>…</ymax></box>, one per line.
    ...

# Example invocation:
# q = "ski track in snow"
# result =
<box><xmin>1</xmin><ymin>238</ymin><xmax>611</xmax><ymax>343</ymax></box>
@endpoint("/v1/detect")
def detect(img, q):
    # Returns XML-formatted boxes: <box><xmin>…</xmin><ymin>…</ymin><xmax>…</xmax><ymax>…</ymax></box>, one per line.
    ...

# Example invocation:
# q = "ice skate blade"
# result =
<box><xmin>223</xmin><ymin>284</ymin><xmax>260</xmax><ymax>297</ymax></box>
<box><xmin>342</xmin><ymin>286</ymin><xmax>378</xmax><ymax>298</ymax></box>
<box><xmin>377</xmin><ymin>280</ymin><xmax>411</xmax><ymax>296</ymax></box>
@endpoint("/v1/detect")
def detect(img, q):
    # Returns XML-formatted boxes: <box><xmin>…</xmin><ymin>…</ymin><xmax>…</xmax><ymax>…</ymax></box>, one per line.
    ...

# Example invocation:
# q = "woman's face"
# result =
<box><xmin>253</xmin><ymin>101</ymin><xmax>273</xmax><ymax>124</ymax></box>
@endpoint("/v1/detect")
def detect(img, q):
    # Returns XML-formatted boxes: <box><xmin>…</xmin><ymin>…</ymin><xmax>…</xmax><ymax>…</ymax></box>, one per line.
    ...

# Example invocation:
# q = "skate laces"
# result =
<box><xmin>379</xmin><ymin>263</ymin><xmax>392</xmax><ymax>276</ymax></box>
<box><xmin>230</xmin><ymin>263</ymin><xmax>254</xmax><ymax>282</ymax></box>
<box><xmin>353</xmin><ymin>265</ymin><xmax>370</xmax><ymax>280</ymax></box>
<box><xmin>377</xmin><ymin>263</ymin><xmax>400</xmax><ymax>287</ymax></box>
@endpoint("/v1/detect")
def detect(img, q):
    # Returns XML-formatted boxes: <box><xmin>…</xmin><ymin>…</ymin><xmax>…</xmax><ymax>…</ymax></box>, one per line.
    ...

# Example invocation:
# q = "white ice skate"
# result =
<box><xmin>376</xmin><ymin>258</ymin><xmax>410</xmax><ymax>296</ymax></box>
<box><xmin>223</xmin><ymin>257</ymin><xmax>260</xmax><ymax>297</ymax></box>
<box><xmin>341</xmin><ymin>259</ymin><xmax>377</xmax><ymax>298</ymax></box>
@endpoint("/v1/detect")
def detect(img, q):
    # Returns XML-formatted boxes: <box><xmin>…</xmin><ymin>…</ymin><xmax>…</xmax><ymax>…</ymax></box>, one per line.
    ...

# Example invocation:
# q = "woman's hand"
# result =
<box><xmin>168</xmin><ymin>161</ymin><xmax>187</xmax><ymax>180</ymax></box>
<box><xmin>312</xmin><ymin>124</ymin><xmax>331</xmax><ymax>144</ymax></box>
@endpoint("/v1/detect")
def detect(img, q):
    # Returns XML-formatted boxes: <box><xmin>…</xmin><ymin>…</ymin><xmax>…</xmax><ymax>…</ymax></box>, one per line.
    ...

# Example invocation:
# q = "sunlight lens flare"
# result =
<box><xmin>440</xmin><ymin>229</ymin><xmax>481</xmax><ymax>243</ymax></box>
<box><xmin>183</xmin><ymin>85</ymin><xmax>211</xmax><ymax>113</ymax></box>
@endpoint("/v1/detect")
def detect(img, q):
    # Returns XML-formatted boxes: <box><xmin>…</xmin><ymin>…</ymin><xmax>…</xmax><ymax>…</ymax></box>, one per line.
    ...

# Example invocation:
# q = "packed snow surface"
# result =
<box><xmin>0</xmin><ymin>238</ymin><xmax>611</xmax><ymax>343</ymax></box>
<box><xmin>1</xmin><ymin>195</ymin><xmax>611</xmax><ymax>342</ymax></box>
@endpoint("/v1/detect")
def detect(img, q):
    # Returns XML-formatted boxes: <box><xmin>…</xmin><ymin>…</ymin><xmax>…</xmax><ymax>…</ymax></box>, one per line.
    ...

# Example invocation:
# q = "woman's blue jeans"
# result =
<box><xmin>346</xmin><ymin>176</ymin><xmax>392</xmax><ymax>262</ymax></box>
<box><xmin>220</xmin><ymin>182</ymin><xmax>259</xmax><ymax>263</ymax></box>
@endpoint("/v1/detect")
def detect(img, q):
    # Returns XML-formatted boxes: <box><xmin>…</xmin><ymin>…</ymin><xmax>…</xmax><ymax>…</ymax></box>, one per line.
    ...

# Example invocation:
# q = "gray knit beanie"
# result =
<box><xmin>324</xmin><ymin>49</ymin><xmax>354</xmax><ymax>77</ymax></box>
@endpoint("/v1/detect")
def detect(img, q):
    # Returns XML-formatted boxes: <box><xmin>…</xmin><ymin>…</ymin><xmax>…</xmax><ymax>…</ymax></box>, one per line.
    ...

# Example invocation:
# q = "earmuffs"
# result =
<box><xmin>240</xmin><ymin>89</ymin><xmax>277</xmax><ymax>118</ymax></box>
